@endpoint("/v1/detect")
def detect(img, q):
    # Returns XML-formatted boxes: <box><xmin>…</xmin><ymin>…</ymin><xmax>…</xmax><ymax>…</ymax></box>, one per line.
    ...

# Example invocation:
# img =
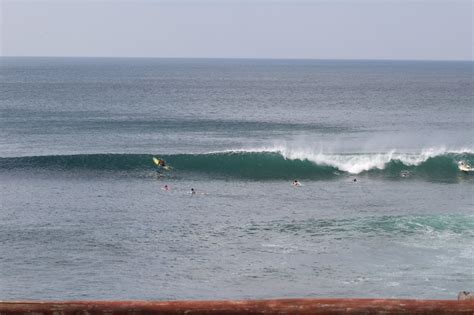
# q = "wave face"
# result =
<box><xmin>1</xmin><ymin>149</ymin><xmax>472</xmax><ymax>180</ymax></box>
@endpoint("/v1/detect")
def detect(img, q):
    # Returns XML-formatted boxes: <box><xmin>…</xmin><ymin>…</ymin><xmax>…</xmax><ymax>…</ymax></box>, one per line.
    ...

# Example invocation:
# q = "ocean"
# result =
<box><xmin>0</xmin><ymin>57</ymin><xmax>472</xmax><ymax>299</ymax></box>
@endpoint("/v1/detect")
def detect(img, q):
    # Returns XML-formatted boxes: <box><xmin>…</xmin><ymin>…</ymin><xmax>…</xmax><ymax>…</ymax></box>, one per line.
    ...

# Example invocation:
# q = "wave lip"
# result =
<box><xmin>272</xmin><ymin>147</ymin><xmax>468</xmax><ymax>174</ymax></box>
<box><xmin>1</xmin><ymin>149</ymin><xmax>473</xmax><ymax>180</ymax></box>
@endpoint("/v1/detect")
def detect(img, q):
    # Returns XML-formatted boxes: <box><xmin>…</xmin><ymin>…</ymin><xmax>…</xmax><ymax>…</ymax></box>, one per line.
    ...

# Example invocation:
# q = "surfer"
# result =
<box><xmin>162</xmin><ymin>185</ymin><xmax>170</xmax><ymax>191</ymax></box>
<box><xmin>153</xmin><ymin>157</ymin><xmax>169</xmax><ymax>175</ymax></box>
<box><xmin>458</xmin><ymin>160</ymin><xmax>472</xmax><ymax>172</ymax></box>
<box><xmin>159</xmin><ymin>159</ymin><xmax>166</xmax><ymax>167</ymax></box>
<box><xmin>353</xmin><ymin>178</ymin><xmax>357</xmax><ymax>182</ymax></box>
<box><xmin>400</xmin><ymin>170</ymin><xmax>411</xmax><ymax>178</ymax></box>
<box><xmin>293</xmin><ymin>179</ymin><xmax>301</xmax><ymax>187</ymax></box>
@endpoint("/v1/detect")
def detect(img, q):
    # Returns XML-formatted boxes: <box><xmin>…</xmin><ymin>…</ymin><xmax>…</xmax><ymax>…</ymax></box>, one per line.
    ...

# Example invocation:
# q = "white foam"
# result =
<box><xmin>209</xmin><ymin>145</ymin><xmax>473</xmax><ymax>174</ymax></box>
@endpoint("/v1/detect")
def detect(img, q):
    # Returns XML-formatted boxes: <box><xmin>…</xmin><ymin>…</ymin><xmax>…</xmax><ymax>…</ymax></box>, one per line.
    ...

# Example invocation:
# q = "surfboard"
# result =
<box><xmin>153</xmin><ymin>157</ymin><xmax>172</xmax><ymax>170</ymax></box>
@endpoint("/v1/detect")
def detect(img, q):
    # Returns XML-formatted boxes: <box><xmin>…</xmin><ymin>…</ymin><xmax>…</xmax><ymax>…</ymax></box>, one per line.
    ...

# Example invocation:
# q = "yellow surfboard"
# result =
<box><xmin>153</xmin><ymin>157</ymin><xmax>172</xmax><ymax>170</ymax></box>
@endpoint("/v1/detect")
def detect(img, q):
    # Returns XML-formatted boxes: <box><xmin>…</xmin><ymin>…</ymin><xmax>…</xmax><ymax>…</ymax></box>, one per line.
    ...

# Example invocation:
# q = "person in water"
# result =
<box><xmin>190</xmin><ymin>188</ymin><xmax>196</xmax><ymax>195</ymax></box>
<box><xmin>293</xmin><ymin>179</ymin><xmax>301</xmax><ymax>187</ymax></box>
<box><xmin>162</xmin><ymin>185</ymin><xmax>170</xmax><ymax>191</ymax></box>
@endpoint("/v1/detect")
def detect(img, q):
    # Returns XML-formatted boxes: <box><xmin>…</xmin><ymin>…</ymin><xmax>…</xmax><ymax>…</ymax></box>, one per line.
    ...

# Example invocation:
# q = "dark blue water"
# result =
<box><xmin>0</xmin><ymin>57</ymin><xmax>473</xmax><ymax>299</ymax></box>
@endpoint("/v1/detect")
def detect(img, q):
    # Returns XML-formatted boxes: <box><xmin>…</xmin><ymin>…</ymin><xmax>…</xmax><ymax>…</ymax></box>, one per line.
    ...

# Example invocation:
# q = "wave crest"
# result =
<box><xmin>1</xmin><ymin>148</ymin><xmax>472</xmax><ymax>180</ymax></box>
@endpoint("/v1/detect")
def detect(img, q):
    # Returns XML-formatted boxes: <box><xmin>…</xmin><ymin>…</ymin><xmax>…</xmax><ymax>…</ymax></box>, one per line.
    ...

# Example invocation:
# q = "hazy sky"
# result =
<box><xmin>1</xmin><ymin>0</ymin><xmax>472</xmax><ymax>60</ymax></box>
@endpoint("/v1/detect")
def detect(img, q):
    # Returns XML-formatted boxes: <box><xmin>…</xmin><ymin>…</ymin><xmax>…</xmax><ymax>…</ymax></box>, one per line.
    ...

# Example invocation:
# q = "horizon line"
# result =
<box><xmin>1</xmin><ymin>55</ymin><xmax>472</xmax><ymax>62</ymax></box>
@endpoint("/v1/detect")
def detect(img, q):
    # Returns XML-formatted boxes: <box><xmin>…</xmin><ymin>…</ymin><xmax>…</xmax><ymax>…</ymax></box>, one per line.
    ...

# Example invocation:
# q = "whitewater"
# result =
<box><xmin>2</xmin><ymin>148</ymin><xmax>473</xmax><ymax>181</ymax></box>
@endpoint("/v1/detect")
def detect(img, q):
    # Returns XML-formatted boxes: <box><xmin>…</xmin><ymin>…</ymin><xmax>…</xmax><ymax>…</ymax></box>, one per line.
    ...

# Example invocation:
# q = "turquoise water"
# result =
<box><xmin>0</xmin><ymin>57</ymin><xmax>473</xmax><ymax>299</ymax></box>
<box><xmin>2</xmin><ymin>151</ymin><xmax>473</xmax><ymax>181</ymax></box>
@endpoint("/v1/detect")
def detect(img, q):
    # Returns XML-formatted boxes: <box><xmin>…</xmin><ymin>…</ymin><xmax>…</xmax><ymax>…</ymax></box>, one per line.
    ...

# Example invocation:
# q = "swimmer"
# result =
<box><xmin>293</xmin><ymin>179</ymin><xmax>301</xmax><ymax>187</ymax></box>
<box><xmin>162</xmin><ymin>185</ymin><xmax>170</xmax><ymax>191</ymax></box>
<box><xmin>190</xmin><ymin>188</ymin><xmax>196</xmax><ymax>195</ymax></box>
<box><xmin>353</xmin><ymin>178</ymin><xmax>357</xmax><ymax>182</ymax></box>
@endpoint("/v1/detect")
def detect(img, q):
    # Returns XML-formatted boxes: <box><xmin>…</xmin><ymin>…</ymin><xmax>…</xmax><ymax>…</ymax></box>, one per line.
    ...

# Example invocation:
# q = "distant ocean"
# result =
<box><xmin>1</xmin><ymin>57</ymin><xmax>472</xmax><ymax>299</ymax></box>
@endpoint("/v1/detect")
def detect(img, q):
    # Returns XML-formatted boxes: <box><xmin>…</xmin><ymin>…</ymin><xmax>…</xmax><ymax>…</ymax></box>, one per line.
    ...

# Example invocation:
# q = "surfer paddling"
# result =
<box><xmin>152</xmin><ymin>157</ymin><xmax>172</xmax><ymax>175</ymax></box>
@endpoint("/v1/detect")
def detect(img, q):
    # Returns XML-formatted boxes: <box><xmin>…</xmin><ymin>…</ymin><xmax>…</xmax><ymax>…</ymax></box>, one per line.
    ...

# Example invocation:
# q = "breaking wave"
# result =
<box><xmin>1</xmin><ymin>148</ymin><xmax>472</xmax><ymax>181</ymax></box>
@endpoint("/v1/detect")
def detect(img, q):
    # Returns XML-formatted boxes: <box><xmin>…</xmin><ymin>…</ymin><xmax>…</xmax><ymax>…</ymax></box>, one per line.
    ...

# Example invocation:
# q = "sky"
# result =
<box><xmin>1</xmin><ymin>0</ymin><xmax>472</xmax><ymax>60</ymax></box>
